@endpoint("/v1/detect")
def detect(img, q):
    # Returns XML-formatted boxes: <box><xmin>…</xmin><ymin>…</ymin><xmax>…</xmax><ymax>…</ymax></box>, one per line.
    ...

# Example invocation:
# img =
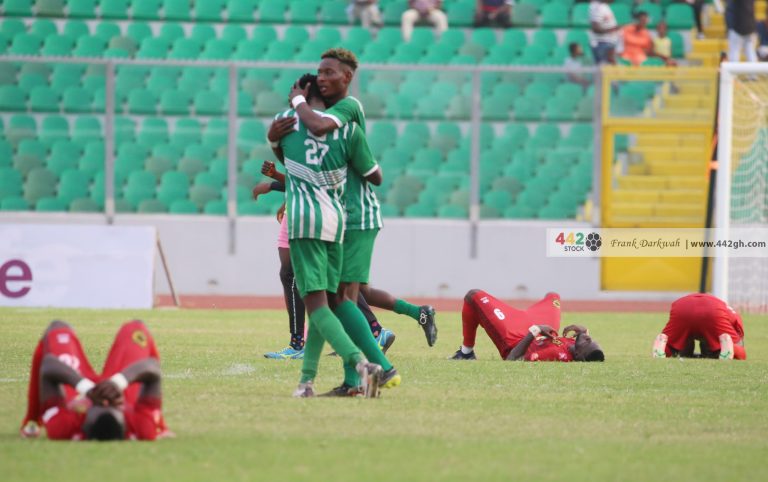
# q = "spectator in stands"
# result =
<box><xmin>684</xmin><ymin>0</ymin><xmax>707</xmax><ymax>39</ymax></box>
<box><xmin>564</xmin><ymin>42</ymin><xmax>592</xmax><ymax>87</ymax></box>
<box><xmin>621</xmin><ymin>11</ymin><xmax>653</xmax><ymax>65</ymax></box>
<box><xmin>756</xmin><ymin>17</ymin><xmax>768</xmax><ymax>60</ymax></box>
<box><xmin>725</xmin><ymin>0</ymin><xmax>758</xmax><ymax>62</ymax></box>
<box><xmin>401</xmin><ymin>0</ymin><xmax>449</xmax><ymax>42</ymax></box>
<box><xmin>652</xmin><ymin>20</ymin><xmax>678</xmax><ymax>66</ymax></box>
<box><xmin>348</xmin><ymin>1</ymin><xmax>383</xmax><ymax>28</ymax></box>
<box><xmin>474</xmin><ymin>0</ymin><xmax>513</xmax><ymax>28</ymax></box>
<box><xmin>589</xmin><ymin>0</ymin><xmax>620</xmax><ymax>64</ymax></box>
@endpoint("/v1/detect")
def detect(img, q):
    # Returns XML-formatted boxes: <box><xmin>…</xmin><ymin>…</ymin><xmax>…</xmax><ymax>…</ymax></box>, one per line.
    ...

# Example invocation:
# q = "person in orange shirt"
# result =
<box><xmin>621</xmin><ymin>11</ymin><xmax>653</xmax><ymax>65</ymax></box>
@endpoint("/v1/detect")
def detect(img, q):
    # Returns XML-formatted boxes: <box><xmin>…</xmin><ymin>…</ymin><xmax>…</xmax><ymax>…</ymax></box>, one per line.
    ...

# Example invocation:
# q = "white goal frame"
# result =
<box><xmin>713</xmin><ymin>62</ymin><xmax>768</xmax><ymax>303</ymax></box>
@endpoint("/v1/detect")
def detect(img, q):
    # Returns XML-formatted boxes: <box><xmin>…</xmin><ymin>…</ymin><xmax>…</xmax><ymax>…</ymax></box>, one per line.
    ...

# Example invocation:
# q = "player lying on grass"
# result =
<box><xmin>252</xmin><ymin>161</ymin><xmax>396</xmax><ymax>360</ymax></box>
<box><xmin>20</xmin><ymin>320</ymin><xmax>171</xmax><ymax>440</ymax></box>
<box><xmin>652</xmin><ymin>293</ymin><xmax>746</xmax><ymax>360</ymax></box>
<box><xmin>278</xmin><ymin>47</ymin><xmax>438</xmax><ymax>347</ymax></box>
<box><xmin>271</xmin><ymin>73</ymin><xmax>395</xmax><ymax>398</ymax></box>
<box><xmin>450</xmin><ymin>290</ymin><xmax>605</xmax><ymax>362</ymax></box>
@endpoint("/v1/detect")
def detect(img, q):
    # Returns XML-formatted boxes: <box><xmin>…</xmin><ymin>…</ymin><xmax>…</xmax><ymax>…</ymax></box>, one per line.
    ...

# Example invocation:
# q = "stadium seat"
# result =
<box><xmin>0</xmin><ymin>86</ymin><xmax>27</xmax><ymax>112</ymax></box>
<box><xmin>63</xmin><ymin>20</ymin><xmax>90</xmax><ymax>39</ymax></box>
<box><xmin>259</xmin><ymin>0</ymin><xmax>288</xmax><ymax>23</ymax></box>
<box><xmin>0</xmin><ymin>168</ymin><xmax>24</xmax><ymax>199</ymax></box>
<box><xmin>227</xmin><ymin>0</ymin><xmax>257</xmax><ymax>22</ymax></box>
<box><xmin>540</xmin><ymin>4</ymin><xmax>570</xmax><ymax>28</ymax></box>
<box><xmin>1</xmin><ymin>196</ymin><xmax>30</xmax><ymax>211</ymax></box>
<box><xmin>41</xmin><ymin>34</ymin><xmax>75</xmax><ymax>56</ymax></box>
<box><xmin>195</xmin><ymin>0</ymin><xmax>226</xmax><ymax>21</ymax></box>
<box><xmin>9</xmin><ymin>33</ymin><xmax>43</xmax><ymax>55</ymax></box>
<box><xmin>31</xmin><ymin>19</ymin><xmax>57</xmax><ymax>38</ymax></box>
<box><xmin>4</xmin><ymin>0</ymin><xmax>34</xmax><ymax>16</ymax></box>
<box><xmin>571</xmin><ymin>3</ymin><xmax>590</xmax><ymax>27</ymax></box>
<box><xmin>164</xmin><ymin>0</ymin><xmax>192</xmax><ymax>21</ymax></box>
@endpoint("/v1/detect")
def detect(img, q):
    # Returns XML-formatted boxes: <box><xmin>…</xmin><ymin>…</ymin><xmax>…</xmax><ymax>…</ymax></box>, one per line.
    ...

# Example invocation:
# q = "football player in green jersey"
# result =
<box><xmin>273</xmin><ymin>74</ymin><xmax>400</xmax><ymax>398</ymax></box>
<box><xmin>285</xmin><ymin>48</ymin><xmax>438</xmax><ymax>348</ymax></box>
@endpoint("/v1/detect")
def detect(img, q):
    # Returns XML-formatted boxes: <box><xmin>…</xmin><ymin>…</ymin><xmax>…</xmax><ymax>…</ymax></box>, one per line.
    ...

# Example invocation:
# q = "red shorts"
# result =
<box><xmin>663</xmin><ymin>294</ymin><xmax>745</xmax><ymax>356</ymax></box>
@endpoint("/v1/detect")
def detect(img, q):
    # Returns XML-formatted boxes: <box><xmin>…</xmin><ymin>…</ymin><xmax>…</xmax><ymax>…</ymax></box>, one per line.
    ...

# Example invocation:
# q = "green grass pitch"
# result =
<box><xmin>1</xmin><ymin>307</ymin><xmax>767</xmax><ymax>482</ymax></box>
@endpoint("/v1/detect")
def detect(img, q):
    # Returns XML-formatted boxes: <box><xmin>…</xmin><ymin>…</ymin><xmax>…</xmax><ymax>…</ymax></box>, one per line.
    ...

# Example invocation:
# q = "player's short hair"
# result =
<box><xmin>321</xmin><ymin>48</ymin><xmax>359</xmax><ymax>72</ymax></box>
<box><xmin>85</xmin><ymin>411</ymin><xmax>125</xmax><ymax>441</ymax></box>
<box><xmin>585</xmin><ymin>349</ymin><xmax>605</xmax><ymax>362</ymax></box>
<box><xmin>296</xmin><ymin>73</ymin><xmax>323</xmax><ymax>103</ymax></box>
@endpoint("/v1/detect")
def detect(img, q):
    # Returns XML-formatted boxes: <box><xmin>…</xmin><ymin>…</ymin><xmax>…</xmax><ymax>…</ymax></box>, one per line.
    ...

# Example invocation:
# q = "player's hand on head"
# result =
<box><xmin>287</xmin><ymin>81</ymin><xmax>310</xmax><ymax>102</ymax></box>
<box><xmin>562</xmin><ymin>325</ymin><xmax>588</xmax><ymax>338</ymax></box>
<box><xmin>89</xmin><ymin>380</ymin><xmax>124</xmax><ymax>408</ymax></box>
<box><xmin>268</xmin><ymin>117</ymin><xmax>296</xmax><ymax>142</ymax></box>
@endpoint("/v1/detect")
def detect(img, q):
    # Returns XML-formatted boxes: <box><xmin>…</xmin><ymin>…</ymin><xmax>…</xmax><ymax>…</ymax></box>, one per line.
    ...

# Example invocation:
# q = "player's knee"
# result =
<box><xmin>464</xmin><ymin>289</ymin><xmax>481</xmax><ymax>304</ymax></box>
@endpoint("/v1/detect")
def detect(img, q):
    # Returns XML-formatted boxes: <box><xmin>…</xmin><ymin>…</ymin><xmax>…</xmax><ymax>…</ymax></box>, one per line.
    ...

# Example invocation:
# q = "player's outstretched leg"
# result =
<box><xmin>362</xmin><ymin>285</ymin><xmax>438</xmax><ymax>346</ymax></box>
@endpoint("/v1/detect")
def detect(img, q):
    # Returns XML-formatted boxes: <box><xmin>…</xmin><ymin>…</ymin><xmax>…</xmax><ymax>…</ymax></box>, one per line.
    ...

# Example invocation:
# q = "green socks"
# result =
<box><xmin>394</xmin><ymin>299</ymin><xmax>421</xmax><ymax>321</ymax></box>
<box><xmin>335</xmin><ymin>300</ymin><xmax>393</xmax><ymax>372</ymax></box>
<box><xmin>300</xmin><ymin>306</ymin><xmax>363</xmax><ymax>383</ymax></box>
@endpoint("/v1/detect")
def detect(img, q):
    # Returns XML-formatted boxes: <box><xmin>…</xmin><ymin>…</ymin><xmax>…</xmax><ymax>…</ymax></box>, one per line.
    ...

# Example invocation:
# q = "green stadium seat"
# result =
<box><xmin>178</xmin><ymin>157</ymin><xmax>206</xmax><ymax>180</ymax></box>
<box><xmin>68</xmin><ymin>198</ymin><xmax>100</xmax><ymax>212</ymax></box>
<box><xmin>189</xmin><ymin>185</ymin><xmax>219</xmax><ymax>208</ymax></box>
<box><xmin>200</xmin><ymin>39</ymin><xmax>234</xmax><ymax>60</ymax></box>
<box><xmin>29</xmin><ymin>86</ymin><xmax>59</xmax><ymax>112</ymax></box>
<box><xmin>18</xmin><ymin>139</ymin><xmax>47</xmax><ymax>164</ymax></box>
<box><xmin>157</xmin><ymin>90</ymin><xmax>190</xmax><ymax>115</ymax></box>
<box><xmin>0</xmin><ymin>141</ymin><xmax>12</xmax><ymax>168</ymax></box>
<box><xmin>446</xmin><ymin>1</ymin><xmax>474</xmax><ymax>27</ymax></box>
<box><xmin>61</xmin><ymin>87</ymin><xmax>93</xmax><ymax>112</ymax></box>
<box><xmin>73</xmin><ymin>35</ymin><xmax>106</xmax><ymax>57</ymax></box>
<box><xmin>35</xmin><ymin>197</ymin><xmax>66</xmax><ymax>212</ymax></box>
<box><xmin>164</xmin><ymin>0</ymin><xmax>192</xmax><ymax>21</ymax></box>
<box><xmin>259</xmin><ymin>0</ymin><xmax>288</xmax><ymax>22</ymax></box>
<box><xmin>127</xmin><ymin>89</ymin><xmax>157</xmax><ymax>115</ymax></box>
<box><xmin>203</xmin><ymin>200</ymin><xmax>226</xmax><ymax>215</ymax></box>
<box><xmin>95</xmin><ymin>22</ymin><xmax>121</xmax><ymax>42</ymax></box>
<box><xmin>4</xmin><ymin>0</ymin><xmax>34</xmax><ymax>16</ymax></box>
<box><xmin>513</xmin><ymin>3</ymin><xmax>538</xmax><ymax>27</ymax></box>
<box><xmin>67</xmin><ymin>0</ymin><xmax>97</xmax><ymax>18</ymax></box>
<box><xmin>194</xmin><ymin>91</ymin><xmax>225</xmax><ymax>116</ymax></box>
<box><xmin>191</xmin><ymin>24</ymin><xmax>217</xmax><ymax>43</ymax></box>
<box><xmin>58</xmin><ymin>170</ymin><xmax>90</xmax><ymax>204</ymax></box>
<box><xmin>63</xmin><ymin>20</ymin><xmax>89</xmax><ymax>39</ymax></box>
<box><xmin>99</xmin><ymin>0</ymin><xmax>129</xmax><ymax>19</ymax></box>
<box><xmin>195</xmin><ymin>0</ymin><xmax>225</xmax><ymax>21</ymax></box>
<box><xmin>31</xmin><ymin>19</ymin><xmax>57</xmax><ymax>38</ymax></box>
<box><xmin>1</xmin><ymin>196</ymin><xmax>30</xmax><ymax>211</ymax></box>
<box><xmin>221</xmin><ymin>25</ymin><xmax>247</xmax><ymax>45</ymax></box>
<box><xmin>289</xmin><ymin>0</ymin><xmax>319</xmax><ymax>23</ymax></box>
<box><xmin>136</xmin><ymin>199</ymin><xmax>166</xmax><ymax>213</ymax></box>
<box><xmin>504</xmin><ymin>204</ymin><xmax>536</xmax><ymax>219</ymax></box>
<box><xmin>24</xmin><ymin>168</ymin><xmax>58</xmax><ymax>204</ymax></box>
<box><xmin>227</xmin><ymin>0</ymin><xmax>257</xmax><ymax>22</ymax></box>
<box><xmin>571</xmin><ymin>3</ymin><xmax>590</xmax><ymax>27</ymax></box>
<box><xmin>1</xmin><ymin>19</ymin><xmax>26</xmax><ymax>38</ymax></box>
<box><xmin>540</xmin><ymin>4</ymin><xmax>570</xmax><ymax>27</ymax></box>
<box><xmin>41</xmin><ymin>34</ymin><xmax>75</xmax><ymax>56</ymax></box>
<box><xmin>9</xmin><ymin>33</ymin><xmax>43</xmax><ymax>55</ymax></box>
<box><xmin>145</xmin><ymin>155</ymin><xmax>174</xmax><ymax>178</ymax></box>
<box><xmin>669</xmin><ymin>31</ymin><xmax>685</xmax><ymax>58</ymax></box>
<box><xmin>130</xmin><ymin>0</ymin><xmax>159</xmax><ymax>20</ymax></box>
<box><xmin>610</xmin><ymin>4</ymin><xmax>632</xmax><ymax>24</ymax></box>
<box><xmin>404</xmin><ymin>202</ymin><xmax>436</xmax><ymax>218</ymax></box>
<box><xmin>7</xmin><ymin>115</ymin><xmax>37</xmax><ymax>146</ymax></box>
<box><xmin>316</xmin><ymin>0</ymin><xmax>346</xmax><ymax>23</ymax></box>
<box><xmin>545</xmin><ymin>98</ymin><xmax>575</xmax><ymax>120</ymax></box>
<box><xmin>137</xmin><ymin>38</ymin><xmax>169</xmax><ymax>59</ymax></box>
<box><xmin>0</xmin><ymin>86</ymin><xmax>27</xmax><ymax>112</ymax></box>
<box><xmin>19</xmin><ymin>73</ymin><xmax>47</xmax><ymax>92</ymax></box>
<box><xmin>0</xmin><ymin>168</ymin><xmax>24</xmax><ymax>199</ymax></box>
<box><xmin>284</xmin><ymin>26</ymin><xmax>311</xmax><ymax>47</ymax></box>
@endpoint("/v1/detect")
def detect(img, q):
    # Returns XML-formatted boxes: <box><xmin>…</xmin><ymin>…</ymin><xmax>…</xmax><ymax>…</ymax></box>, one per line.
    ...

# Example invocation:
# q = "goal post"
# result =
<box><xmin>713</xmin><ymin>62</ymin><xmax>768</xmax><ymax>312</ymax></box>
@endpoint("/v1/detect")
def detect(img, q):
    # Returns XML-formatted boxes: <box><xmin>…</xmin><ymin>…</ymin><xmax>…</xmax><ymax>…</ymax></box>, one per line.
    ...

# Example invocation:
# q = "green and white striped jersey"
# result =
<box><xmin>277</xmin><ymin>108</ymin><xmax>379</xmax><ymax>242</ymax></box>
<box><xmin>324</xmin><ymin>96</ymin><xmax>383</xmax><ymax>231</ymax></box>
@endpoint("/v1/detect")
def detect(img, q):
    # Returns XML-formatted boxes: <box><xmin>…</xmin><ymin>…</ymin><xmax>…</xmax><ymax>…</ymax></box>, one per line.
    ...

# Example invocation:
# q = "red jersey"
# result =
<box><xmin>525</xmin><ymin>337</ymin><xmax>575</xmax><ymax>362</ymax></box>
<box><xmin>663</xmin><ymin>293</ymin><xmax>746</xmax><ymax>359</ymax></box>
<box><xmin>462</xmin><ymin>290</ymin><xmax>562</xmax><ymax>359</ymax></box>
<box><xmin>43</xmin><ymin>397</ymin><xmax>164</xmax><ymax>441</ymax></box>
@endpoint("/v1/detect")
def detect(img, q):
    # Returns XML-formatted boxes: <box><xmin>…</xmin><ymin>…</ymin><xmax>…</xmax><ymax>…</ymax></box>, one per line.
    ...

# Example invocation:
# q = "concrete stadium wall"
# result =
<box><xmin>1</xmin><ymin>213</ymin><xmax>680</xmax><ymax>301</ymax></box>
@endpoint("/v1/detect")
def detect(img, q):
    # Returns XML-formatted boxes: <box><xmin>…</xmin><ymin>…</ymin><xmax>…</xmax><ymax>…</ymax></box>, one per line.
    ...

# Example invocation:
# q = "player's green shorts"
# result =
<box><xmin>341</xmin><ymin>229</ymin><xmax>379</xmax><ymax>284</ymax></box>
<box><xmin>288</xmin><ymin>238</ymin><xmax>343</xmax><ymax>298</ymax></box>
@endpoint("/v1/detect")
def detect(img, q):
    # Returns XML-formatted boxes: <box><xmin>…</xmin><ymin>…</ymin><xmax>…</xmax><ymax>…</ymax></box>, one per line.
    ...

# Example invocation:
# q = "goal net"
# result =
<box><xmin>714</xmin><ymin>63</ymin><xmax>768</xmax><ymax>313</ymax></box>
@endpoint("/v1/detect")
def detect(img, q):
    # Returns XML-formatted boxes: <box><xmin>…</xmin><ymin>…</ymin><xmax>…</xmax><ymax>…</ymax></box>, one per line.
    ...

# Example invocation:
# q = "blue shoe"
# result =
<box><xmin>376</xmin><ymin>329</ymin><xmax>396</xmax><ymax>354</ymax></box>
<box><xmin>264</xmin><ymin>346</ymin><xmax>304</xmax><ymax>359</ymax></box>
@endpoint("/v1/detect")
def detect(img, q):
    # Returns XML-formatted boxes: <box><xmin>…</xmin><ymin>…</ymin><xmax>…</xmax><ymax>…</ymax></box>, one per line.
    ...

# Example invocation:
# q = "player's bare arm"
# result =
<box><xmin>505</xmin><ymin>325</ymin><xmax>557</xmax><ymax>361</ymax></box>
<box><xmin>40</xmin><ymin>354</ymin><xmax>94</xmax><ymax>401</ymax></box>
<box><xmin>268</xmin><ymin>118</ymin><xmax>294</xmax><ymax>162</ymax></box>
<box><xmin>288</xmin><ymin>83</ymin><xmax>337</xmax><ymax>136</ymax></box>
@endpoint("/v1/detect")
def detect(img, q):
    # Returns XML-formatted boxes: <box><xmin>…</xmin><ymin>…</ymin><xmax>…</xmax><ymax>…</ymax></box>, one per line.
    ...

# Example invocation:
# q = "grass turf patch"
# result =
<box><xmin>1</xmin><ymin>307</ymin><xmax>767</xmax><ymax>482</ymax></box>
